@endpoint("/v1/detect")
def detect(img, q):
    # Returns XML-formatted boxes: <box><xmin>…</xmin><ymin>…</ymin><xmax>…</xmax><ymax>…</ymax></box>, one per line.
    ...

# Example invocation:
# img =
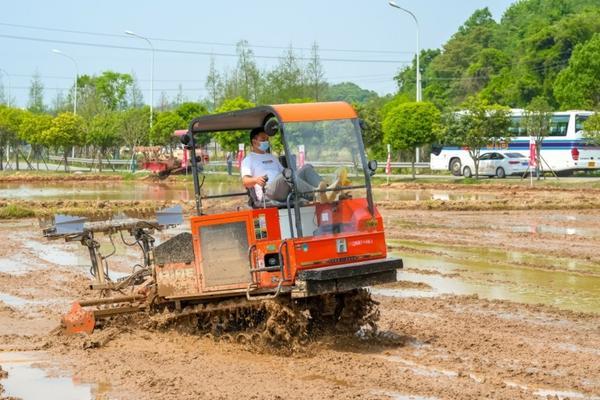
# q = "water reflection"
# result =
<box><xmin>0</xmin><ymin>352</ymin><xmax>109</xmax><ymax>400</ymax></box>
<box><xmin>373</xmin><ymin>189</ymin><xmax>497</xmax><ymax>202</ymax></box>
<box><xmin>0</xmin><ymin>181</ymin><xmax>498</xmax><ymax>203</ymax></box>
<box><xmin>0</xmin><ymin>180</ymin><xmax>241</xmax><ymax>202</ymax></box>
<box><xmin>383</xmin><ymin>245</ymin><xmax>600</xmax><ymax>314</ymax></box>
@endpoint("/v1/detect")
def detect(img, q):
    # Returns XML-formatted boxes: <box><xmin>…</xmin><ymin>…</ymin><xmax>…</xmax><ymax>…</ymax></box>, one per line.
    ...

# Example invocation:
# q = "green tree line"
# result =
<box><xmin>0</xmin><ymin>0</ymin><xmax>598</xmax><ymax>175</ymax></box>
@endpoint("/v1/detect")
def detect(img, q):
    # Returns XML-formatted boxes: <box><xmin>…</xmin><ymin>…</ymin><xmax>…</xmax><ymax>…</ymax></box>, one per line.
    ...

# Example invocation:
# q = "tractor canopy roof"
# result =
<box><xmin>189</xmin><ymin>101</ymin><xmax>358</xmax><ymax>134</ymax></box>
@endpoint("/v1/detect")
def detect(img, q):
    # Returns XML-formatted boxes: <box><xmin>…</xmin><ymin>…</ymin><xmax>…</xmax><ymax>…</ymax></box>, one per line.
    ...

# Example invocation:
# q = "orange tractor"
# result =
<box><xmin>44</xmin><ymin>101</ymin><xmax>402</xmax><ymax>343</ymax></box>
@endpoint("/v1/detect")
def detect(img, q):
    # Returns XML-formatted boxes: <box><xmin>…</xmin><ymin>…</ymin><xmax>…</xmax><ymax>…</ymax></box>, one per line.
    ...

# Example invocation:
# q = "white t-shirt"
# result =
<box><xmin>240</xmin><ymin>152</ymin><xmax>283</xmax><ymax>200</ymax></box>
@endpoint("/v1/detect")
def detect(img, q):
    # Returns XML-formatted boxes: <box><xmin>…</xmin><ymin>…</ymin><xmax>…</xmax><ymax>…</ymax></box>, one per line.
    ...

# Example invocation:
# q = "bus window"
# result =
<box><xmin>549</xmin><ymin>115</ymin><xmax>569</xmax><ymax>136</ymax></box>
<box><xmin>508</xmin><ymin>116</ymin><xmax>525</xmax><ymax>137</ymax></box>
<box><xmin>575</xmin><ymin>115</ymin><xmax>589</xmax><ymax>132</ymax></box>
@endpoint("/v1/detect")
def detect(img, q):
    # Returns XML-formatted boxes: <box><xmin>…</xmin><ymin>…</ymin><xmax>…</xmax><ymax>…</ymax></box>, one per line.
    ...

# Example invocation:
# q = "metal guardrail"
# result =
<box><xmin>48</xmin><ymin>156</ymin><xmax>132</xmax><ymax>166</ymax></box>
<box><xmin>47</xmin><ymin>156</ymin><xmax>430</xmax><ymax>170</ymax></box>
<box><xmin>206</xmin><ymin>161</ymin><xmax>431</xmax><ymax>169</ymax></box>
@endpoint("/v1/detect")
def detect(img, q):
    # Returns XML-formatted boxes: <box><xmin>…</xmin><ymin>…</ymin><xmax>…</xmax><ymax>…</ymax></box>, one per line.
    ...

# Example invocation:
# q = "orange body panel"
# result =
<box><xmin>272</xmin><ymin>102</ymin><xmax>358</xmax><ymax>123</ymax></box>
<box><xmin>161</xmin><ymin>198</ymin><xmax>387</xmax><ymax>299</ymax></box>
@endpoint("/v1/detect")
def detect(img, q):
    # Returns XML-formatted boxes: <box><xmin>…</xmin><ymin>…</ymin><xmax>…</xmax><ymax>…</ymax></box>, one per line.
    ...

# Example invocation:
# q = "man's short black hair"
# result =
<box><xmin>250</xmin><ymin>127</ymin><xmax>263</xmax><ymax>142</ymax></box>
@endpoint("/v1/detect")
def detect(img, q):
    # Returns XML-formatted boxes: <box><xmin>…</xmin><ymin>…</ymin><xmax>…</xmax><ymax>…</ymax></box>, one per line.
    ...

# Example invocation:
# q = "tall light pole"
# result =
<box><xmin>51</xmin><ymin>49</ymin><xmax>79</xmax><ymax>115</ymax></box>
<box><xmin>0</xmin><ymin>68</ymin><xmax>11</xmax><ymax>107</ymax></box>
<box><xmin>388</xmin><ymin>1</ymin><xmax>421</xmax><ymax>102</ymax></box>
<box><xmin>389</xmin><ymin>0</ymin><xmax>422</xmax><ymax>162</ymax></box>
<box><xmin>125</xmin><ymin>30</ymin><xmax>154</xmax><ymax>129</ymax></box>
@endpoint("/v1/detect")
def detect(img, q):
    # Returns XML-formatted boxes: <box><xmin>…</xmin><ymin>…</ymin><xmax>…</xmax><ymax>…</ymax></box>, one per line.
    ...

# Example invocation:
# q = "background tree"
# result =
<box><xmin>523</xmin><ymin>97</ymin><xmax>552</xmax><ymax>178</ymax></box>
<box><xmin>383</xmin><ymin>101</ymin><xmax>441</xmax><ymax>178</ymax></box>
<box><xmin>27</xmin><ymin>71</ymin><xmax>46</xmax><ymax>114</ymax></box>
<box><xmin>583</xmin><ymin>112</ymin><xmax>600</xmax><ymax>145</ymax></box>
<box><xmin>49</xmin><ymin>91</ymin><xmax>70</xmax><ymax>115</ymax></box>
<box><xmin>0</xmin><ymin>81</ymin><xmax>5</xmax><ymax>106</ymax></box>
<box><xmin>126</xmin><ymin>73</ymin><xmax>145</xmax><ymax>109</ymax></box>
<box><xmin>213</xmin><ymin>97</ymin><xmax>255</xmax><ymax>152</ymax></box>
<box><xmin>120</xmin><ymin>106</ymin><xmax>151</xmax><ymax>164</ymax></box>
<box><xmin>173</xmin><ymin>84</ymin><xmax>186</xmax><ymax>107</ymax></box>
<box><xmin>174</xmin><ymin>102</ymin><xmax>210</xmax><ymax>146</ymax></box>
<box><xmin>150</xmin><ymin>111</ymin><xmax>186</xmax><ymax>148</ymax></box>
<box><xmin>42</xmin><ymin>112</ymin><xmax>84</xmax><ymax>171</ymax></box>
<box><xmin>0</xmin><ymin>106</ymin><xmax>25</xmax><ymax>170</ymax></box>
<box><xmin>441</xmin><ymin>98</ymin><xmax>510</xmax><ymax>178</ymax></box>
<box><xmin>264</xmin><ymin>46</ymin><xmax>305</xmax><ymax>103</ymax></box>
<box><xmin>77</xmin><ymin>72</ymin><xmax>134</xmax><ymax>113</ymax></box>
<box><xmin>306</xmin><ymin>42</ymin><xmax>327</xmax><ymax>101</ymax></box>
<box><xmin>392</xmin><ymin>0</ymin><xmax>600</xmax><ymax>109</ymax></box>
<box><xmin>175</xmin><ymin>102</ymin><xmax>208</xmax><ymax>124</ymax></box>
<box><xmin>205</xmin><ymin>57</ymin><xmax>223</xmax><ymax>110</ymax></box>
<box><xmin>554</xmin><ymin>33</ymin><xmax>600</xmax><ymax>109</ymax></box>
<box><xmin>18</xmin><ymin>111</ymin><xmax>53</xmax><ymax>169</ymax></box>
<box><xmin>324</xmin><ymin>82</ymin><xmax>378</xmax><ymax>104</ymax></box>
<box><xmin>87</xmin><ymin>112</ymin><xmax>121</xmax><ymax>171</ymax></box>
<box><xmin>236</xmin><ymin>40</ymin><xmax>262</xmax><ymax>103</ymax></box>
<box><xmin>354</xmin><ymin>98</ymin><xmax>390</xmax><ymax>159</ymax></box>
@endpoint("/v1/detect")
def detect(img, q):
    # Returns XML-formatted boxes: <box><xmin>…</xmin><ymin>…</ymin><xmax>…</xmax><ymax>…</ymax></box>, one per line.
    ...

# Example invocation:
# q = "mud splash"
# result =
<box><xmin>142</xmin><ymin>289</ymin><xmax>382</xmax><ymax>354</ymax></box>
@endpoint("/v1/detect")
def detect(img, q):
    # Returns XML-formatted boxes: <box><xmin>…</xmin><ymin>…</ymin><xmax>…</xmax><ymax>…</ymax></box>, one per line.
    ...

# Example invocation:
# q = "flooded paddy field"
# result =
<box><xmin>1</xmin><ymin>179</ymin><xmax>600</xmax><ymax>399</ymax></box>
<box><xmin>0</xmin><ymin>180</ymin><xmax>498</xmax><ymax>203</ymax></box>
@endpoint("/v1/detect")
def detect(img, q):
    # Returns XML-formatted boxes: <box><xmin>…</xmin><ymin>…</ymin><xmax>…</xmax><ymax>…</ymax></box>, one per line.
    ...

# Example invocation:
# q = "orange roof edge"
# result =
<box><xmin>271</xmin><ymin>101</ymin><xmax>358</xmax><ymax>123</ymax></box>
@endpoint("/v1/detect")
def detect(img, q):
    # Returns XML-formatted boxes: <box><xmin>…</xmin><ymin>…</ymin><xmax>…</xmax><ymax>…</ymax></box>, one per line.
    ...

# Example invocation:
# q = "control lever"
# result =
<box><xmin>262</xmin><ymin>175</ymin><xmax>269</xmax><ymax>208</ymax></box>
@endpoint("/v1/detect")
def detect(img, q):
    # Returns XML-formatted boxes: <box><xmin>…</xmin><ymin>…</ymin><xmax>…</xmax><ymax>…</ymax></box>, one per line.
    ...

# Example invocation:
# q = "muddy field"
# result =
<box><xmin>1</xmin><ymin>180</ymin><xmax>599</xmax><ymax>400</ymax></box>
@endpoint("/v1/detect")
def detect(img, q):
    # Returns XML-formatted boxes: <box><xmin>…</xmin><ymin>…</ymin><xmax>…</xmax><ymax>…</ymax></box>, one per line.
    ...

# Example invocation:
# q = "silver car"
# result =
<box><xmin>462</xmin><ymin>152</ymin><xmax>529</xmax><ymax>178</ymax></box>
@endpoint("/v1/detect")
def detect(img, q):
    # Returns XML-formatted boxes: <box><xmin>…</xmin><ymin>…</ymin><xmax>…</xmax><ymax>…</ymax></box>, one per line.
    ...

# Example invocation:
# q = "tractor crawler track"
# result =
<box><xmin>145</xmin><ymin>289</ymin><xmax>380</xmax><ymax>349</ymax></box>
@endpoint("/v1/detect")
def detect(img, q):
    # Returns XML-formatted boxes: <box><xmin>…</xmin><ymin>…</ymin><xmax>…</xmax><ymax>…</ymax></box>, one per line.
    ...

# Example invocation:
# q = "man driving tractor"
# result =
<box><xmin>241</xmin><ymin>128</ymin><xmax>327</xmax><ymax>203</ymax></box>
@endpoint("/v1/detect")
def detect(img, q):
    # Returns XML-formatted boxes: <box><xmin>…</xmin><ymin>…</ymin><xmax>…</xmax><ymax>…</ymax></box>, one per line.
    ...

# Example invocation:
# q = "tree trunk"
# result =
<box><xmin>64</xmin><ymin>149</ymin><xmax>69</xmax><ymax>172</ymax></box>
<box><xmin>98</xmin><ymin>150</ymin><xmax>103</xmax><ymax>173</ymax></box>
<box><xmin>411</xmin><ymin>160</ymin><xmax>416</xmax><ymax>179</ymax></box>
<box><xmin>535</xmin><ymin>143</ymin><xmax>542</xmax><ymax>180</ymax></box>
<box><xmin>475</xmin><ymin>160</ymin><xmax>480</xmax><ymax>179</ymax></box>
<box><xmin>0</xmin><ymin>146</ymin><xmax>3</xmax><ymax>171</ymax></box>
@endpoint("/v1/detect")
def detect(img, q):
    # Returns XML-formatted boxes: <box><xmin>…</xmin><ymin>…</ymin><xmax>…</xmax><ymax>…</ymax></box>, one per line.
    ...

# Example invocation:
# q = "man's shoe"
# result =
<box><xmin>317</xmin><ymin>181</ymin><xmax>329</xmax><ymax>204</ymax></box>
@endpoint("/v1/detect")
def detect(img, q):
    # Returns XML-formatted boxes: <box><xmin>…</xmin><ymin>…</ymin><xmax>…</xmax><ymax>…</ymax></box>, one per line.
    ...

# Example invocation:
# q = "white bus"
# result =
<box><xmin>430</xmin><ymin>110</ymin><xmax>599</xmax><ymax>176</ymax></box>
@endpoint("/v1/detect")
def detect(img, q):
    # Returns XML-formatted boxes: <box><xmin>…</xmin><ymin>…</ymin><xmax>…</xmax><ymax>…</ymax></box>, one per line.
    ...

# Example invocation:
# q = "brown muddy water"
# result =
<box><xmin>383</xmin><ymin>241</ymin><xmax>600</xmax><ymax>314</ymax></box>
<box><xmin>0</xmin><ymin>181</ymin><xmax>495</xmax><ymax>202</ymax></box>
<box><xmin>0</xmin><ymin>352</ymin><xmax>108</xmax><ymax>400</ymax></box>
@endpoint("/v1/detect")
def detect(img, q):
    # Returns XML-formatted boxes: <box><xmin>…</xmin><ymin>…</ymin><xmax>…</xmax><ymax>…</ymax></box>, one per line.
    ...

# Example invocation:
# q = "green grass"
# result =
<box><xmin>0</xmin><ymin>204</ymin><xmax>35</xmax><ymax>219</ymax></box>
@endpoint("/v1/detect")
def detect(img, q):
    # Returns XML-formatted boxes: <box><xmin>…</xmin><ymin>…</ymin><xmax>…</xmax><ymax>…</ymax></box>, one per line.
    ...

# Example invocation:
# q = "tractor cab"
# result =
<box><xmin>183</xmin><ymin>102</ymin><xmax>377</xmax><ymax>237</ymax></box>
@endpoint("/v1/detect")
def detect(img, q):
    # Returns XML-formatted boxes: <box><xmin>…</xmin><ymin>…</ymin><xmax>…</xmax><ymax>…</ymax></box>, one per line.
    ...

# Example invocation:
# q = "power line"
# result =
<box><xmin>0</xmin><ymin>21</ymin><xmax>414</xmax><ymax>55</ymax></box>
<box><xmin>0</xmin><ymin>33</ymin><xmax>410</xmax><ymax>64</ymax></box>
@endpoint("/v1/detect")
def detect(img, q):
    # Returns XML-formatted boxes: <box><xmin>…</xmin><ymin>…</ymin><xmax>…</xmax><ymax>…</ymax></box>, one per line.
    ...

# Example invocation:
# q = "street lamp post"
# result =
<box><xmin>389</xmin><ymin>0</ymin><xmax>422</xmax><ymax>162</ymax></box>
<box><xmin>0</xmin><ymin>68</ymin><xmax>11</xmax><ymax>107</ymax></box>
<box><xmin>388</xmin><ymin>1</ymin><xmax>421</xmax><ymax>102</ymax></box>
<box><xmin>51</xmin><ymin>49</ymin><xmax>79</xmax><ymax>115</ymax></box>
<box><xmin>125</xmin><ymin>30</ymin><xmax>154</xmax><ymax>129</ymax></box>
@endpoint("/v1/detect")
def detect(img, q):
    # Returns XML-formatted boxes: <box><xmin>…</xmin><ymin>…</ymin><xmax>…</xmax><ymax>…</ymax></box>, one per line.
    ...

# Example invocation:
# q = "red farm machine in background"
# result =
<box><xmin>137</xmin><ymin>130</ymin><xmax>209</xmax><ymax>178</ymax></box>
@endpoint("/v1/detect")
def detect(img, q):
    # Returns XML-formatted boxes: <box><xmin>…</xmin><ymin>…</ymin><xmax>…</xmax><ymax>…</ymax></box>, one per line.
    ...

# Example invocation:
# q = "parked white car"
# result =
<box><xmin>462</xmin><ymin>152</ymin><xmax>529</xmax><ymax>178</ymax></box>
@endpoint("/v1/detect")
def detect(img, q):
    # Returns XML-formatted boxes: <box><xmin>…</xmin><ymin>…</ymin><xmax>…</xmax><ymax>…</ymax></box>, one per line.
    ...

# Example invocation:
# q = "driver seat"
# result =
<box><xmin>246</xmin><ymin>187</ymin><xmax>287</xmax><ymax>209</ymax></box>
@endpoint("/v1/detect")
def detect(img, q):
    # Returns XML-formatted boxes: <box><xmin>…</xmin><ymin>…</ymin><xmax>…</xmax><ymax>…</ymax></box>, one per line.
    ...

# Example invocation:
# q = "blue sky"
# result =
<box><xmin>0</xmin><ymin>0</ymin><xmax>515</xmax><ymax>107</ymax></box>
